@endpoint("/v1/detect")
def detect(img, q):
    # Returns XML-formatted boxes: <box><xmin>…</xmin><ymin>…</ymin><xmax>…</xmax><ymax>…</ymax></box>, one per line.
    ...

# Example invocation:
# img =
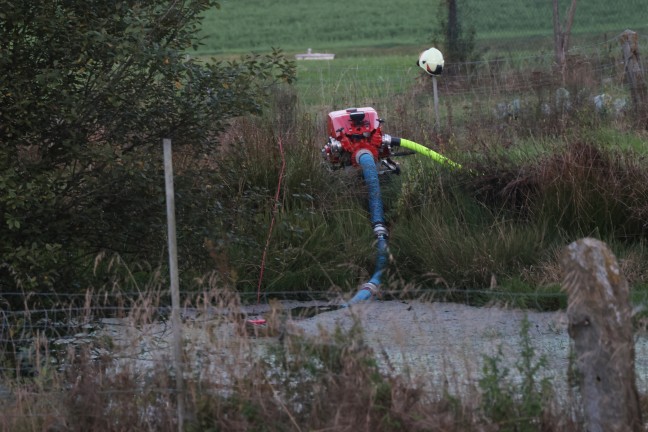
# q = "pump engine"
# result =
<box><xmin>322</xmin><ymin>107</ymin><xmax>398</xmax><ymax>172</ymax></box>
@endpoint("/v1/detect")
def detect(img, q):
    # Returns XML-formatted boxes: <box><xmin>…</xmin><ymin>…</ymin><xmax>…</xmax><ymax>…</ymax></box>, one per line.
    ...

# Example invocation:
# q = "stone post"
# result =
<box><xmin>561</xmin><ymin>238</ymin><xmax>642</xmax><ymax>432</ymax></box>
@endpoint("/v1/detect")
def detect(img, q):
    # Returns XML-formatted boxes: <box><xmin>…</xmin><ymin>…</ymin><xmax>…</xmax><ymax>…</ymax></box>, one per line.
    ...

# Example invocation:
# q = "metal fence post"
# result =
<box><xmin>432</xmin><ymin>75</ymin><xmax>441</xmax><ymax>130</ymax></box>
<box><xmin>163</xmin><ymin>138</ymin><xmax>185</xmax><ymax>432</ymax></box>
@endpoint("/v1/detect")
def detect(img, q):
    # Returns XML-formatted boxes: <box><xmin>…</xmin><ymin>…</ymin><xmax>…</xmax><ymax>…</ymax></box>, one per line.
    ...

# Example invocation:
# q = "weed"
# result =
<box><xmin>478</xmin><ymin>314</ymin><xmax>555</xmax><ymax>431</ymax></box>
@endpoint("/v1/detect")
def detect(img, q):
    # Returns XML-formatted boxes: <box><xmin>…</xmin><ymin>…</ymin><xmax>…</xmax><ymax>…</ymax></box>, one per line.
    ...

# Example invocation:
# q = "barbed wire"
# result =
<box><xmin>0</xmin><ymin>286</ymin><xmax>566</xmax><ymax>347</ymax></box>
<box><xmin>0</xmin><ymin>287</ymin><xmax>566</xmax><ymax>301</ymax></box>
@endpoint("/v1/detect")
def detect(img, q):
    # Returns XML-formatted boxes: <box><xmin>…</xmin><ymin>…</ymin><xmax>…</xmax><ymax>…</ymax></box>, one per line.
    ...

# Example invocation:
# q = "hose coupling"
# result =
<box><xmin>373</xmin><ymin>223</ymin><xmax>389</xmax><ymax>239</ymax></box>
<box><xmin>359</xmin><ymin>282</ymin><xmax>380</xmax><ymax>297</ymax></box>
<box><xmin>326</xmin><ymin>137</ymin><xmax>342</xmax><ymax>155</ymax></box>
<box><xmin>382</xmin><ymin>134</ymin><xmax>400</xmax><ymax>146</ymax></box>
<box><xmin>354</xmin><ymin>148</ymin><xmax>374</xmax><ymax>165</ymax></box>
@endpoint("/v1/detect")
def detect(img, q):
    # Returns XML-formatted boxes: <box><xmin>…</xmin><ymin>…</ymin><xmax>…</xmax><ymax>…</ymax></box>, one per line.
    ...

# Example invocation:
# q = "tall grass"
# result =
<box><xmin>190</xmin><ymin>49</ymin><xmax>648</xmax><ymax>310</ymax></box>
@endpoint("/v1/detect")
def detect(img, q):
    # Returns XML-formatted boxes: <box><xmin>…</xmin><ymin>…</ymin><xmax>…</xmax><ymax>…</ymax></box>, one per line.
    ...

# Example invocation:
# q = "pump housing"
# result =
<box><xmin>322</xmin><ymin>107</ymin><xmax>392</xmax><ymax>167</ymax></box>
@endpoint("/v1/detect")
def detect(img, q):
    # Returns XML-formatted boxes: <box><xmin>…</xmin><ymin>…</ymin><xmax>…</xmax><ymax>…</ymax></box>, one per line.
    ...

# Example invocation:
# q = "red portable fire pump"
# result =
<box><xmin>320</xmin><ymin>105</ymin><xmax>462</xmax><ymax>306</ymax></box>
<box><xmin>322</xmin><ymin>107</ymin><xmax>400</xmax><ymax>174</ymax></box>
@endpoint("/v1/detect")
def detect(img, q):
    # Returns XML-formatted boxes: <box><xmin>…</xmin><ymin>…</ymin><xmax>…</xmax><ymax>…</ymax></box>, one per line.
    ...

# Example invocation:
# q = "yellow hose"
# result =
<box><xmin>399</xmin><ymin>138</ymin><xmax>462</xmax><ymax>170</ymax></box>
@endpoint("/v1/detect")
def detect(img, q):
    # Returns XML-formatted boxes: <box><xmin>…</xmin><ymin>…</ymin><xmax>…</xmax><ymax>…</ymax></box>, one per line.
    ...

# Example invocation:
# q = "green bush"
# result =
<box><xmin>0</xmin><ymin>0</ymin><xmax>295</xmax><ymax>305</ymax></box>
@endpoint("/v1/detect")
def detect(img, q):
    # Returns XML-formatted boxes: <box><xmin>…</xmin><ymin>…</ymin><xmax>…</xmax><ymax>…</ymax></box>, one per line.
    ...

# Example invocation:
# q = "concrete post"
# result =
<box><xmin>561</xmin><ymin>238</ymin><xmax>642</xmax><ymax>432</ymax></box>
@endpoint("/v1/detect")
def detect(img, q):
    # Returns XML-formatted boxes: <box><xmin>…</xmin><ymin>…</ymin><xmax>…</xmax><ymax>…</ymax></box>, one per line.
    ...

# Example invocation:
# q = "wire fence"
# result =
<box><xmin>0</xmin><ymin>288</ymin><xmax>561</xmax><ymax>357</ymax></box>
<box><xmin>296</xmin><ymin>31</ymin><xmax>646</xmax><ymax>128</ymax></box>
<box><xmin>0</xmin><ymin>286</ymin><xmax>567</xmax><ymax>373</ymax></box>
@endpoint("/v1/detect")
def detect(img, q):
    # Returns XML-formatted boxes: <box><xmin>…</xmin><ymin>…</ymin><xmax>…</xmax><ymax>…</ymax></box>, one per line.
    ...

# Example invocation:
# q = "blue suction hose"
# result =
<box><xmin>345</xmin><ymin>150</ymin><xmax>389</xmax><ymax>306</ymax></box>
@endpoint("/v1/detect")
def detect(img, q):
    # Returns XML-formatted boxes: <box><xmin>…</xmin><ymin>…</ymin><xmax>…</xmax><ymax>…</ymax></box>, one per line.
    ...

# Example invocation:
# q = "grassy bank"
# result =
<box><xmin>192</xmin><ymin>62</ymin><xmax>648</xmax><ymax>310</ymax></box>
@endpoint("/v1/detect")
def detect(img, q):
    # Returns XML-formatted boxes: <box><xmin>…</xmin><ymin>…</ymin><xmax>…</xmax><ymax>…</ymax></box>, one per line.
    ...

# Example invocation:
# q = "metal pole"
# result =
<box><xmin>432</xmin><ymin>75</ymin><xmax>440</xmax><ymax>130</ymax></box>
<box><xmin>163</xmin><ymin>138</ymin><xmax>185</xmax><ymax>432</ymax></box>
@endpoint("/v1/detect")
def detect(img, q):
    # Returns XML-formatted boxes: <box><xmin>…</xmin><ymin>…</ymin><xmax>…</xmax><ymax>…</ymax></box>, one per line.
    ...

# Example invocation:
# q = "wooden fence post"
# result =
<box><xmin>620</xmin><ymin>30</ymin><xmax>648</xmax><ymax>127</ymax></box>
<box><xmin>561</xmin><ymin>238</ymin><xmax>642</xmax><ymax>432</ymax></box>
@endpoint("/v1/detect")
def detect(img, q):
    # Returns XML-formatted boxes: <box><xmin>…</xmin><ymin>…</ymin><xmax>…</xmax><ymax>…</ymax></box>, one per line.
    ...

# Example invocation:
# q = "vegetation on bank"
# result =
<box><xmin>205</xmin><ymin>85</ymin><xmax>648</xmax><ymax>310</ymax></box>
<box><xmin>1</xmin><ymin>0</ymin><xmax>647</xmax><ymax>311</ymax></box>
<box><xmin>2</xmin><ymin>311</ymin><xmax>585</xmax><ymax>432</ymax></box>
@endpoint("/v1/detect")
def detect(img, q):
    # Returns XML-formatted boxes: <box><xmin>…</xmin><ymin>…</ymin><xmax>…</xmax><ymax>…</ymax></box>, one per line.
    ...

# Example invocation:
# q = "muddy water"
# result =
<box><xmin>98</xmin><ymin>299</ymin><xmax>648</xmax><ymax>400</ymax></box>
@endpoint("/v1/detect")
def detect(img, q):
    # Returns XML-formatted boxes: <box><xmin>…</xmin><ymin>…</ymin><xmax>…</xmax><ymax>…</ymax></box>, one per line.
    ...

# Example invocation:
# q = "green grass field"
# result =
<box><xmin>192</xmin><ymin>0</ymin><xmax>648</xmax><ymax>113</ymax></box>
<box><xmin>196</xmin><ymin>0</ymin><xmax>648</xmax><ymax>56</ymax></box>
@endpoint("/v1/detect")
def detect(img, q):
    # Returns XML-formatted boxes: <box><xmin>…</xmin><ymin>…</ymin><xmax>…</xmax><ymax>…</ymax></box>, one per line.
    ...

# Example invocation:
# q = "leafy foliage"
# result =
<box><xmin>479</xmin><ymin>315</ymin><xmax>553</xmax><ymax>431</ymax></box>
<box><xmin>0</xmin><ymin>0</ymin><xmax>295</xmax><ymax>301</ymax></box>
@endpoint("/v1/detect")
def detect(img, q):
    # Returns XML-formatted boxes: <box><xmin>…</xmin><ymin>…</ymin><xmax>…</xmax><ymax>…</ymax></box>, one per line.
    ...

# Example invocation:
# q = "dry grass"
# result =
<box><xmin>0</xmin><ymin>281</ymin><xmax>590</xmax><ymax>432</ymax></box>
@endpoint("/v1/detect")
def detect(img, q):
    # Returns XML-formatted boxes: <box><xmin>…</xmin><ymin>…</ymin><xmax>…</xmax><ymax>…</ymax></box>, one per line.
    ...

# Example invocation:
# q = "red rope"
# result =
<box><xmin>256</xmin><ymin>136</ymin><xmax>286</xmax><ymax>304</ymax></box>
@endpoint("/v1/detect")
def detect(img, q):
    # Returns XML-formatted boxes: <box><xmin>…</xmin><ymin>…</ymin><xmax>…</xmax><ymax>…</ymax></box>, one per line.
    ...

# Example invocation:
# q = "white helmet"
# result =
<box><xmin>417</xmin><ymin>48</ymin><xmax>444</xmax><ymax>75</ymax></box>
